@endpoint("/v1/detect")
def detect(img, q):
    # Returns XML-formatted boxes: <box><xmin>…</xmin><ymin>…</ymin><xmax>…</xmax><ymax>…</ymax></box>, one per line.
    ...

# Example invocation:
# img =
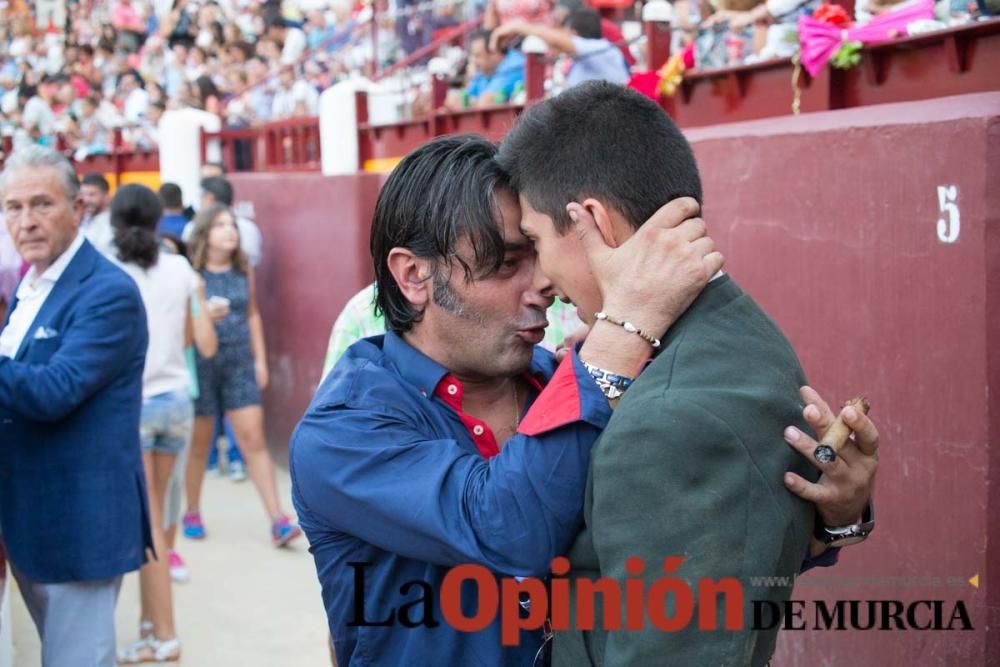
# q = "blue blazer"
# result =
<box><xmin>0</xmin><ymin>240</ymin><xmax>153</xmax><ymax>584</ymax></box>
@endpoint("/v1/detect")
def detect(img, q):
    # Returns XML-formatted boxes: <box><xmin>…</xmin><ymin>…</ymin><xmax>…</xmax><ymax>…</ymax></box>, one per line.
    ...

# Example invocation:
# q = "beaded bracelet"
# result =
<box><xmin>594</xmin><ymin>311</ymin><xmax>661</xmax><ymax>349</ymax></box>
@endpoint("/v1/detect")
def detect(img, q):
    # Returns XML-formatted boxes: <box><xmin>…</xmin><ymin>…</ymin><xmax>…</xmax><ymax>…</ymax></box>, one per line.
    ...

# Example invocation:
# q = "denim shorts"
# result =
<box><xmin>140</xmin><ymin>391</ymin><xmax>195</xmax><ymax>455</ymax></box>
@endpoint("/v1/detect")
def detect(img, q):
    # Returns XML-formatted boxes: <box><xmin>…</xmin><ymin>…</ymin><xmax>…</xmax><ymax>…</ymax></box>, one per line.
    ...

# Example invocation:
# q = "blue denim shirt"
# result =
<box><xmin>290</xmin><ymin>331</ymin><xmax>612</xmax><ymax>666</ymax></box>
<box><xmin>467</xmin><ymin>49</ymin><xmax>527</xmax><ymax>103</ymax></box>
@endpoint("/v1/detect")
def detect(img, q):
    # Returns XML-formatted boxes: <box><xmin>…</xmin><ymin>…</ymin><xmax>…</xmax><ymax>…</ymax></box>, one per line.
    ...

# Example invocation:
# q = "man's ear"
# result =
<box><xmin>386</xmin><ymin>248</ymin><xmax>434</xmax><ymax>311</ymax></box>
<box><xmin>579</xmin><ymin>198</ymin><xmax>621</xmax><ymax>248</ymax></box>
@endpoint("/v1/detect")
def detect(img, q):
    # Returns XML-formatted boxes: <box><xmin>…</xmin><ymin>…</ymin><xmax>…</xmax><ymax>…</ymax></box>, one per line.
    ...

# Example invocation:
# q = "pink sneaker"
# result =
<box><xmin>182</xmin><ymin>510</ymin><xmax>205</xmax><ymax>539</ymax></box>
<box><xmin>169</xmin><ymin>550</ymin><xmax>190</xmax><ymax>583</ymax></box>
<box><xmin>271</xmin><ymin>515</ymin><xmax>302</xmax><ymax>547</ymax></box>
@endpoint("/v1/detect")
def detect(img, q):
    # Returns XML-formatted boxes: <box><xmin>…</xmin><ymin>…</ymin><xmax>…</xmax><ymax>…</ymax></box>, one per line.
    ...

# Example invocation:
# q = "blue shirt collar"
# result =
<box><xmin>382</xmin><ymin>330</ymin><xmax>450</xmax><ymax>398</ymax></box>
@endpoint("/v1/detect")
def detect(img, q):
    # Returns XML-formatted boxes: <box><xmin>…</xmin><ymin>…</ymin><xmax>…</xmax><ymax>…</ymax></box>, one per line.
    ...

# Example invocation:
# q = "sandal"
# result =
<box><xmin>139</xmin><ymin>620</ymin><xmax>154</xmax><ymax>640</ymax></box>
<box><xmin>117</xmin><ymin>637</ymin><xmax>182</xmax><ymax>664</ymax></box>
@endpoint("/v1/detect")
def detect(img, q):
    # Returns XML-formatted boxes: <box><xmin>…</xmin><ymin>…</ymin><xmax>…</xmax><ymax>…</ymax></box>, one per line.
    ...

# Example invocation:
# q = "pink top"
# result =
<box><xmin>495</xmin><ymin>0</ymin><xmax>554</xmax><ymax>25</ymax></box>
<box><xmin>112</xmin><ymin>1</ymin><xmax>145</xmax><ymax>32</ymax></box>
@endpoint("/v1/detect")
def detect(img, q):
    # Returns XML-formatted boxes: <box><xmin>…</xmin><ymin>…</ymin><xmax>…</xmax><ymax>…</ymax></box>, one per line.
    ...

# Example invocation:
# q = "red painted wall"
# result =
<box><xmin>685</xmin><ymin>92</ymin><xmax>999</xmax><ymax>665</ymax></box>
<box><xmin>227</xmin><ymin>171</ymin><xmax>384</xmax><ymax>458</ymax></box>
<box><xmin>236</xmin><ymin>92</ymin><xmax>1000</xmax><ymax>665</ymax></box>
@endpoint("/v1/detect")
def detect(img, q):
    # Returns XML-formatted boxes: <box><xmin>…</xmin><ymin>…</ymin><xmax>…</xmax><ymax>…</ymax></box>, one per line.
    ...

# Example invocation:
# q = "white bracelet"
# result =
<box><xmin>594</xmin><ymin>312</ymin><xmax>661</xmax><ymax>349</ymax></box>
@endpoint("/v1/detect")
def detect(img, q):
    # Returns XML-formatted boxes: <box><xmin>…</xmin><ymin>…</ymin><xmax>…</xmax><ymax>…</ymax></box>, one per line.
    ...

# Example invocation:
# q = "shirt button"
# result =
<box><xmin>473</xmin><ymin>425</ymin><xmax>485</xmax><ymax>436</ymax></box>
<box><xmin>447</xmin><ymin>385</ymin><xmax>458</xmax><ymax>395</ymax></box>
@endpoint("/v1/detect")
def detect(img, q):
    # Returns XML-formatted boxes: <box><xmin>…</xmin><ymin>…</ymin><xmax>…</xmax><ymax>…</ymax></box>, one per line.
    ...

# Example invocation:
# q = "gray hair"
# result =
<box><xmin>0</xmin><ymin>145</ymin><xmax>80</xmax><ymax>202</ymax></box>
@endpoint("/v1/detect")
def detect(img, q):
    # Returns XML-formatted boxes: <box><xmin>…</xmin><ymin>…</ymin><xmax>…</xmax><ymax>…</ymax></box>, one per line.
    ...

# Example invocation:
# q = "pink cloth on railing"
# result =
<box><xmin>798</xmin><ymin>0</ymin><xmax>935</xmax><ymax>77</ymax></box>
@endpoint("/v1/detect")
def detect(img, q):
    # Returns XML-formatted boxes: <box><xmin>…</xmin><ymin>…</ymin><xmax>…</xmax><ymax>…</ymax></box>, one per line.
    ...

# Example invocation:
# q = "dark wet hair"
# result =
<box><xmin>371</xmin><ymin>134</ymin><xmax>512</xmax><ymax>333</ymax></box>
<box><xmin>497</xmin><ymin>80</ymin><xmax>702</xmax><ymax>234</ymax></box>
<box><xmin>111</xmin><ymin>184</ymin><xmax>162</xmax><ymax>269</ymax></box>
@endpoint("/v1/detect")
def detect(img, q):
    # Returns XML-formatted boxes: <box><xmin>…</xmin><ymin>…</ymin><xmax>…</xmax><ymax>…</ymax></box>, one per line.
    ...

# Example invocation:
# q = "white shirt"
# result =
<box><xmin>281</xmin><ymin>27</ymin><xmax>308</xmax><ymax>64</ymax></box>
<box><xmin>271</xmin><ymin>80</ymin><xmax>319</xmax><ymax>118</ymax></box>
<box><xmin>22</xmin><ymin>96</ymin><xmax>56</xmax><ymax>137</ymax></box>
<box><xmin>81</xmin><ymin>209</ymin><xmax>116</xmax><ymax>257</ymax></box>
<box><xmin>124</xmin><ymin>87</ymin><xmax>150</xmax><ymax>124</ymax></box>
<box><xmin>0</xmin><ymin>232</ymin><xmax>85</xmax><ymax>359</ymax></box>
<box><xmin>116</xmin><ymin>253</ymin><xmax>201</xmax><ymax>397</ymax></box>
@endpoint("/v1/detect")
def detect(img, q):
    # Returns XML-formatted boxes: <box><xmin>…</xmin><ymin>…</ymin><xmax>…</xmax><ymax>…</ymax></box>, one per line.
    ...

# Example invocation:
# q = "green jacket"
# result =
<box><xmin>555</xmin><ymin>275</ymin><xmax>819</xmax><ymax>667</ymax></box>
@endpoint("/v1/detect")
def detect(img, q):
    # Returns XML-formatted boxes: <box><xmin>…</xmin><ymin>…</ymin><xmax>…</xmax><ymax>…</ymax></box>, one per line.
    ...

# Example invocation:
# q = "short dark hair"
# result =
<box><xmin>81</xmin><ymin>172</ymin><xmax>110</xmax><ymax>192</ymax></box>
<box><xmin>566</xmin><ymin>7</ymin><xmax>602</xmax><ymax>39</ymax></box>
<box><xmin>201</xmin><ymin>176</ymin><xmax>233</xmax><ymax>205</ymax></box>
<box><xmin>159</xmin><ymin>182</ymin><xmax>184</xmax><ymax>209</ymax></box>
<box><xmin>111</xmin><ymin>184</ymin><xmax>162</xmax><ymax>269</ymax></box>
<box><xmin>371</xmin><ymin>135</ymin><xmax>513</xmax><ymax>334</ymax></box>
<box><xmin>497</xmin><ymin>80</ymin><xmax>702</xmax><ymax>234</ymax></box>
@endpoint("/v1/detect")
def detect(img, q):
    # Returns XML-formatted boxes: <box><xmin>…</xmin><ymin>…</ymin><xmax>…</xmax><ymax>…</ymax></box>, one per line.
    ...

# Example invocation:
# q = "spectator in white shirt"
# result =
<box><xmin>21</xmin><ymin>76</ymin><xmax>59</xmax><ymax>146</ymax></box>
<box><xmin>121</xmin><ymin>70</ymin><xmax>150</xmax><ymax>125</ymax></box>
<box><xmin>266</xmin><ymin>17</ymin><xmax>308</xmax><ymax>65</ymax></box>
<box><xmin>270</xmin><ymin>64</ymin><xmax>319</xmax><ymax>119</ymax></box>
<box><xmin>79</xmin><ymin>173</ymin><xmax>116</xmax><ymax>257</ymax></box>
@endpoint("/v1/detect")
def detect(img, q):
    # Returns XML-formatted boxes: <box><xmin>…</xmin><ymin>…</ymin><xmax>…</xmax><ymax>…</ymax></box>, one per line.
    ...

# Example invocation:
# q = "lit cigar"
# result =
<box><xmin>813</xmin><ymin>397</ymin><xmax>871</xmax><ymax>464</ymax></box>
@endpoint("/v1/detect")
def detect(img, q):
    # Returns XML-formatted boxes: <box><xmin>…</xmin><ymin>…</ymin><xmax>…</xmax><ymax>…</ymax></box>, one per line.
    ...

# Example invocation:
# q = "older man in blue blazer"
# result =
<box><xmin>0</xmin><ymin>146</ymin><xmax>151</xmax><ymax>666</ymax></box>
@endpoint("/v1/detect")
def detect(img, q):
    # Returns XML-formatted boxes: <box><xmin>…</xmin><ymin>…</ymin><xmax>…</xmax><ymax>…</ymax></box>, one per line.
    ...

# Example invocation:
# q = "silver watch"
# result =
<box><xmin>815</xmin><ymin>499</ymin><xmax>875</xmax><ymax>547</ymax></box>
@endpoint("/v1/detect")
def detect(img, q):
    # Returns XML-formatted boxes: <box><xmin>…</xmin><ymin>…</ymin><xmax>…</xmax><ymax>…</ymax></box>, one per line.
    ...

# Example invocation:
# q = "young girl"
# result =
<box><xmin>110</xmin><ymin>184</ymin><xmax>217</xmax><ymax>664</ymax></box>
<box><xmin>183</xmin><ymin>204</ymin><xmax>301</xmax><ymax>546</ymax></box>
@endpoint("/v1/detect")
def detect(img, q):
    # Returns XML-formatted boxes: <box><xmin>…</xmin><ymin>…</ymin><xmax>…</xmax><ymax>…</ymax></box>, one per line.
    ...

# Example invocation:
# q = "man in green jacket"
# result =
<box><xmin>498</xmin><ymin>81</ymin><xmax>879</xmax><ymax>666</ymax></box>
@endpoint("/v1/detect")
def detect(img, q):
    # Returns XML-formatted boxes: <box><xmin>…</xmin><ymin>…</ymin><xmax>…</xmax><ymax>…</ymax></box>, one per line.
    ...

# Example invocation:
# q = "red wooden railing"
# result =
<box><xmin>0</xmin><ymin>129</ymin><xmax>159</xmax><ymax>180</ymax></box>
<box><xmin>201</xmin><ymin>117</ymin><xmax>322</xmax><ymax>173</ymax></box>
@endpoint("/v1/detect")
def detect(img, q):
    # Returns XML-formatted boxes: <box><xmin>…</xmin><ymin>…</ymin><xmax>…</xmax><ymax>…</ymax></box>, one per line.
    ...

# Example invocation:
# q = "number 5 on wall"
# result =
<box><xmin>937</xmin><ymin>185</ymin><xmax>960</xmax><ymax>244</ymax></box>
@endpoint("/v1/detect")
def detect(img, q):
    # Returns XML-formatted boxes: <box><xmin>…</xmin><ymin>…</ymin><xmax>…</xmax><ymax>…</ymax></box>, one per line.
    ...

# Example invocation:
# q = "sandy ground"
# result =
<box><xmin>10</xmin><ymin>466</ymin><xmax>331</xmax><ymax>666</ymax></box>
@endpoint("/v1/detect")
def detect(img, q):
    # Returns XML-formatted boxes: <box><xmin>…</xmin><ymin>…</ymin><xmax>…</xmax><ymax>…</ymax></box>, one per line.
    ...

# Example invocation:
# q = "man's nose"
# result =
<box><xmin>525</xmin><ymin>261</ymin><xmax>555</xmax><ymax>308</ymax></box>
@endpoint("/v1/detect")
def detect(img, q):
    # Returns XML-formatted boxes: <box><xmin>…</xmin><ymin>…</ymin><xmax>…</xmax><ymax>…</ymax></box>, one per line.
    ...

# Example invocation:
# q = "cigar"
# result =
<box><xmin>813</xmin><ymin>397</ymin><xmax>871</xmax><ymax>464</ymax></box>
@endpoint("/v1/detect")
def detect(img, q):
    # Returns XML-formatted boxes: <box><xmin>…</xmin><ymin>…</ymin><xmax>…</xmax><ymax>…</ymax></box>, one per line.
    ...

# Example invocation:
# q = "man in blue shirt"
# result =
<box><xmin>451</xmin><ymin>30</ymin><xmax>526</xmax><ymax>108</ymax></box>
<box><xmin>490</xmin><ymin>8</ymin><xmax>630</xmax><ymax>89</ymax></box>
<box><xmin>291</xmin><ymin>135</ymin><xmax>724</xmax><ymax>665</ymax></box>
<box><xmin>291</xmin><ymin>135</ymin><xmax>878</xmax><ymax>665</ymax></box>
<box><xmin>157</xmin><ymin>182</ymin><xmax>189</xmax><ymax>239</ymax></box>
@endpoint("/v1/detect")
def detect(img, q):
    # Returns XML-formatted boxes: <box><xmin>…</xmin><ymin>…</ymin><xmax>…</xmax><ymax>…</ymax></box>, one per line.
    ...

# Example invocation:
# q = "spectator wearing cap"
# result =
<box><xmin>490</xmin><ymin>7</ymin><xmax>630</xmax><ymax>88</ymax></box>
<box><xmin>447</xmin><ymin>29</ymin><xmax>525</xmax><ymax>109</ymax></box>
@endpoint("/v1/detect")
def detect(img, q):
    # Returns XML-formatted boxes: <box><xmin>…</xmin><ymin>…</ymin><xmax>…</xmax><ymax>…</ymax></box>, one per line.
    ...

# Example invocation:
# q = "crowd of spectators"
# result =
<box><xmin>0</xmin><ymin>0</ymin><xmax>394</xmax><ymax>158</ymax></box>
<box><xmin>0</xmin><ymin>0</ymin><xmax>994</xmax><ymax>162</ymax></box>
